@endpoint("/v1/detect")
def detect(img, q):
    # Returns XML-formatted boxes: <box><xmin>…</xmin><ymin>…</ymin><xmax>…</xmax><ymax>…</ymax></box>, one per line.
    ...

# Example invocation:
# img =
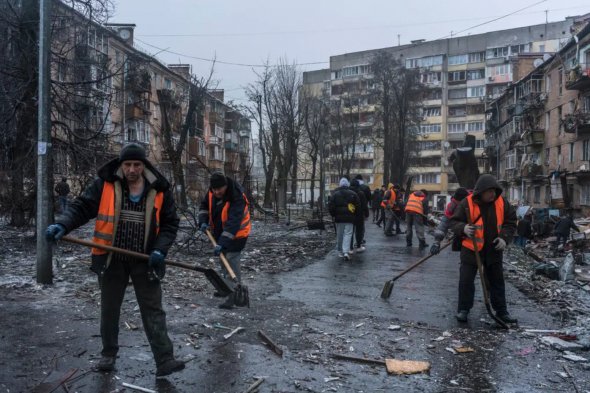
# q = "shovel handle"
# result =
<box><xmin>465</xmin><ymin>209</ymin><xmax>491</xmax><ymax>304</ymax></box>
<box><xmin>204</xmin><ymin>229</ymin><xmax>238</xmax><ymax>282</ymax></box>
<box><xmin>391</xmin><ymin>241</ymin><xmax>451</xmax><ymax>282</ymax></box>
<box><xmin>60</xmin><ymin>235</ymin><xmax>202</xmax><ymax>272</ymax></box>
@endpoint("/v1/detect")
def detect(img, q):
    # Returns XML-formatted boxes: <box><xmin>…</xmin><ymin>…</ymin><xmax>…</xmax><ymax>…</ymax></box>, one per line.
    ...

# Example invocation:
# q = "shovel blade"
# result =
<box><xmin>204</xmin><ymin>269</ymin><xmax>234</xmax><ymax>296</ymax></box>
<box><xmin>381</xmin><ymin>280</ymin><xmax>394</xmax><ymax>299</ymax></box>
<box><xmin>233</xmin><ymin>284</ymin><xmax>250</xmax><ymax>308</ymax></box>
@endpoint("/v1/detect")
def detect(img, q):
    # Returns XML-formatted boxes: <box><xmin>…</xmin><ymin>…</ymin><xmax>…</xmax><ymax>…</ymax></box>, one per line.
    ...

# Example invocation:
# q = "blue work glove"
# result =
<box><xmin>214</xmin><ymin>244</ymin><xmax>224</xmax><ymax>256</ymax></box>
<box><xmin>148</xmin><ymin>249</ymin><xmax>166</xmax><ymax>279</ymax></box>
<box><xmin>46</xmin><ymin>224</ymin><xmax>66</xmax><ymax>242</ymax></box>
<box><xmin>199</xmin><ymin>223</ymin><xmax>210</xmax><ymax>233</ymax></box>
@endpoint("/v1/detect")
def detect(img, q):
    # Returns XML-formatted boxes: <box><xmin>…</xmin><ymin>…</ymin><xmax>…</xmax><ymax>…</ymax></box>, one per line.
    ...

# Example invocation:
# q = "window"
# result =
<box><xmin>545</xmin><ymin>147</ymin><xmax>551</xmax><ymax>165</ymax></box>
<box><xmin>164</xmin><ymin>78</ymin><xmax>172</xmax><ymax>89</ymax></box>
<box><xmin>405</xmin><ymin>55</ymin><xmax>443</xmax><ymax>68</ymax></box>
<box><xmin>546</xmin><ymin>75</ymin><xmax>552</xmax><ymax>93</ymax></box>
<box><xmin>506</xmin><ymin>151</ymin><xmax>517</xmax><ymax>169</ymax></box>
<box><xmin>417</xmin><ymin>141</ymin><xmax>441</xmax><ymax>150</ymax></box>
<box><xmin>558</xmin><ymin>67</ymin><xmax>563</xmax><ymax>96</ymax></box>
<box><xmin>467</xmin><ymin>69</ymin><xmax>485</xmax><ymax>80</ymax></box>
<box><xmin>569</xmin><ymin>100</ymin><xmax>575</xmax><ymax>114</ymax></box>
<box><xmin>421</xmin><ymin>72</ymin><xmax>441</xmax><ymax>84</ymax></box>
<box><xmin>510</xmin><ymin>44</ymin><xmax>530</xmax><ymax>55</ymax></box>
<box><xmin>581</xmin><ymin>184</ymin><xmax>590</xmax><ymax>206</ymax></box>
<box><xmin>583</xmin><ymin>140</ymin><xmax>590</xmax><ymax>161</ymax></box>
<box><xmin>126</xmin><ymin>120</ymin><xmax>150</xmax><ymax>143</ymax></box>
<box><xmin>416</xmin><ymin>173</ymin><xmax>441</xmax><ymax>184</ymax></box>
<box><xmin>558</xmin><ymin>106</ymin><xmax>563</xmax><ymax>131</ymax></box>
<box><xmin>570</xmin><ymin>143</ymin><xmax>575</xmax><ymax>163</ymax></box>
<box><xmin>486</xmin><ymin>46</ymin><xmax>509</xmax><ymax>59</ymax></box>
<box><xmin>448</xmin><ymin>123</ymin><xmax>466</xmax><ymax>133</ymax></box>
<box><xmin>468</xmin><ymin>122</ymin><xmax>484</xmax><ymax>131</ymax></box>
<box><xmin>448</xmin><ymin>71</ymin><xmax>466</xmax><ymax>82</ymax></box>
<box><xmin>545</xmin><ymin>111</ymin><xmax>551</xmax><ymax>131</ymax></box>
<box><xmin>469</xmin><ymin>52</ymin><xmax>485</xmax><ymax>63</ymax></box>
<box><xmin>448</xmin><ymin>54</ymin><xmax>468</xmax><ymax>65</ymax></box>
<box><xmin>332</xmin><ymin>70</ymin><xmax>342</xmax><ymax>80</ymax></box>
<box><xmin>490</xmin><ymin>64</ymin><xmax>510</xmax><ymax>76</ymax></box>
<box><xmin>534</xmin><ymin>186</ymin><xmax>541</xmax><ymax>203</ymax></box>
<box><xmin>475</xmin><ymin>139</ymin><xmax>485</xmax><ymax>149</ymax></box>
<box><xmin>557</xmin><ymin>145</ymin><xmax>562</xmax><ymax>165</ymax></box>
<box><xmin>448</xmin><ymin>89</ymin><xmax>466</xmax><ymax>99</ymax></box>
<box><xmin>539</xmin><ymin>44</ymin><xmax>545</xmax><ymax>53</ymax></box>
<box><xmin>448</xmin><ymin>106</ymin><xmax>466</xmax><ymax>117</ymax></box>
<box><xmin>467</xmin><ymin>86</ymin><xmax>485</xmax><ymax>97</ymax></box>
<box><xmin>423</xmin><ymin>107</ymin><xmax>441</xmax><ymax>117</ymax></box>
<box><xmin>419</xmin><ymin>124</ymin><xmax>441</xmax><ymax>134</ymax></box>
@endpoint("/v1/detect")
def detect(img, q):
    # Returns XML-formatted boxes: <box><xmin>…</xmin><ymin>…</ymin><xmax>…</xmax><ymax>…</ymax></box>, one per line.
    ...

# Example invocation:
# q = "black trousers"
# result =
<box><xmin>458</xmin><ymin>248</ymin><xmax>507</xmax><ymax>314</ymax></box>
<box><xmin>98</xmin><ymin>258</ymin><xmax>174</xmax><ymax>366</ymax></box>
<box><xmin>353</xmin><ymin>220</ymin><xmax>365</xmax><ymax>248</ymax></box>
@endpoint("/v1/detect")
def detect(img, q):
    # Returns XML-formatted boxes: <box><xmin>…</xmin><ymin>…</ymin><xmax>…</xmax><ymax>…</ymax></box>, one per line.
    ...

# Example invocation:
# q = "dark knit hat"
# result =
<box><xmin>210</xmin><ymin>173</ymin><xmax>227</xmax><ymax>189</ymax></box>
<box><xmin>453</xmin><ymin>187</ymin><xmax>469</xmax><ymax>201</ymax></box>
<box><xmin>354</xmin><ymin>174</ymin><xmax>363</xmax><ymax>180</ymax></box>
<box><xmin>119</xmin><ymin>143</ymin><xmax>147</xmax><ymax>163</ymax></box>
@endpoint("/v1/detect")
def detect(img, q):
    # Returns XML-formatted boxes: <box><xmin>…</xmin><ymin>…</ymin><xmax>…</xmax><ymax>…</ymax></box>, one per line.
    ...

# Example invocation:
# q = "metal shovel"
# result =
<box><xmin>61</xmin><ymin>235</ymin><xmax>234</xmax><ymax>296</ymax></box>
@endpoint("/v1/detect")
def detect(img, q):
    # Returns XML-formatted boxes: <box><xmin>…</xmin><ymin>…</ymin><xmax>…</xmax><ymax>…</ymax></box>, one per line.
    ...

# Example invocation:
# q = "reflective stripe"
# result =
<box><xmin>473</xmin><ymin>225</ymin><xmax>483</xmax><ymax>230</ymax></box>
<box><xmin>221</xmin><ymin>231</ymin><xmax>235</xmax><ymax>239</ymax></box>
<box><xmin>97</xmin><ymin>214</ymin><xmax>115</xmax><ymax>223</ymax></box>
<box><xmin>93</xmin><ymin>231</ymin><xmax>113</xmax><ymax>241</ymax></box>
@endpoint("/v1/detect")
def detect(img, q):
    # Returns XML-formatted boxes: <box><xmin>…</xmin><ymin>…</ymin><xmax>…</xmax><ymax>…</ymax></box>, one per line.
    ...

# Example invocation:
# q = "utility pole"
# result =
<box><xmin>36</xmin><ymin>0</ymin><xmax>53</xmax><ymax>284</ymax></box>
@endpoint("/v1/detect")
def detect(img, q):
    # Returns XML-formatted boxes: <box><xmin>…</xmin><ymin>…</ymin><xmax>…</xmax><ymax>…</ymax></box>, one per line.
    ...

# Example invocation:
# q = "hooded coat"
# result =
<box><xmin>350</xmin><ymin>180</ymin><xmax>370</xmax><ymax>223</ymax></box>
<box><xmin>57</xmin><ymin>158</ymin><xmax>179</xmax><ymax>271</ymax></box>
<box><xmin>450</xmin><ymin>174</ymin><xmax>516</xmax><ymax>258</ymax></box>
<box><xmin>328</xmin><ymin>185</ymin><xmax>360</xmax><ymax>224</ymax></box>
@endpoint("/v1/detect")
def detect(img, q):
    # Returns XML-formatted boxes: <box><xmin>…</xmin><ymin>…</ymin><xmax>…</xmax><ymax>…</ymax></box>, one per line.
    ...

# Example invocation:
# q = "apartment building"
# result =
<box><xmin>486</xmin><ymin>21</ymin><xmax>590</xmax><ymax>215</ymax></box>
<box><xmin>303</xmin><ymin>15</ymin><xmax>589</xmax><ymax>195</ymax></box>
<box><xmin>44</xmin><ymin>2</ymin><xmax>251</xmax><ymax>203</ymax></box>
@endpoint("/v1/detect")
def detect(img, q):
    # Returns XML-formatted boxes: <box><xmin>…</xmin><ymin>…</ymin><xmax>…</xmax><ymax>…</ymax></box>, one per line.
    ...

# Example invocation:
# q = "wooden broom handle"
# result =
<box><xmin>205</xmin><ymin>229</ymin><xmax>238</xmax><ymax>281</ymax></box>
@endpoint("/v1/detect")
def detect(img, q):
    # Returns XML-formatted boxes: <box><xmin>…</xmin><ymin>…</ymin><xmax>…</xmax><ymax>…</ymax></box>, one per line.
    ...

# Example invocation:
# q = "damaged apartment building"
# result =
<box><xmin>486</xmin><ymin>21</ymin><xmax>590</xmax><ymax>215</ymax></box>
<box><xmin>302</xmin><ymin>14</ymin><xmax>590</xmax><ymax>195</ymax></box>
<box><xmin>32</xmin><ymin>1</ymin><xmax>251</xmax><ymax>204</ymax></box>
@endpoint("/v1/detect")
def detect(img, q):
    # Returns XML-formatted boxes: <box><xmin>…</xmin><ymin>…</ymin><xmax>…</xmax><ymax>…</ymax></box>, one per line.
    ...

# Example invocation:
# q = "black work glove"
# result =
<box><xmin>430</xmin><ymin>242</ymin><xmax>441</xmax><ymax>255</ymax></box>
<box><xmin>148</xmin><ymin>249</ymin><xmax>166</xmax><ymax>280</ymax></box>
<box><xmin>46</xmin><ymin>224</ymin><xmax>66</xmax><ymax>242</ymax></box>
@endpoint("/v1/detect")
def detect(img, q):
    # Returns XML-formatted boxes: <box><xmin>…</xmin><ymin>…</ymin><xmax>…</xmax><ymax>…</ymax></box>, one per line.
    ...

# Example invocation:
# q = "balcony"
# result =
<box><xmin>566</xmin><ymin>64</ymin><xmax>590</xmax><ymax>90</ymax></box>
<box><xmin>208</xmin><ymin>135</ymin><xmax>222</xmax><ymax>145</ymax></box>
<box><xmin>354</xmin><ymin>151</ymin><xmax>374</xmax><ymax>159</ymax></box>
<box><xmin>522</xmin><ymin>129</ymin><xmax>545</xmax><ymax>146</ymax></box>
<box><xmin>125</xmin><ymin>103</ymin><xmax>149</xmax><ymax>119</ymax></box>
<box><xmin>521</xmin><ymin>163</ymin><xmax>543</xmax><ymax>177</ymax></box>
<box><xmin>209</xmin><ymin>112</ymin><xmax>225</xmax><ymax>125</ymax></box>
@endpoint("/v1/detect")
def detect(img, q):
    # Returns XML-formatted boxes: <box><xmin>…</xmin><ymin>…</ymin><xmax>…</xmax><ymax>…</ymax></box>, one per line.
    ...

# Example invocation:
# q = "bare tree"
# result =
<box><xmin>370</xmin><ymin>50</ymin><xmax>424</xmax><ymax>185</ymax></box>
<box><xmin>157</xmin><ymin>68</ymin><xmax>213</xmax><ymax>209</ymax></box>
<box><xmin>329</xmin><ymin>93</ymin><xmax>363</xmax><ymax>179</ymax></box>
<box><xmin>300</xmin><ymin>91</ymin><xmax>329</xmax><ymax>209</ymax></box>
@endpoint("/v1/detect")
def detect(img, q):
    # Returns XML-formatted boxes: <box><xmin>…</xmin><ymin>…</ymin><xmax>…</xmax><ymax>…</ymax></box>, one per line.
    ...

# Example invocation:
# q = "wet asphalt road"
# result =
<box><xmin>1</xmin><ymin>221</ymin><xmax>588</xmax><ymax>392</ymax></box>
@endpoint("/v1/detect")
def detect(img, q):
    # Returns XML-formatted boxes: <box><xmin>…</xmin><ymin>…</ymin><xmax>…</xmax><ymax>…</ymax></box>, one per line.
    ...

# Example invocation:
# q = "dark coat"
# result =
<box><xmin>350</xmin><ymin>184</ymin><xmax>370</xmax><ymax>223</ymax></box>
<box><xmin>450</xmin><ymin>174</ymin><xmax>517</xmax><ymax>261</ymax></box>
<box><xmin>371</xmin><ymin>189</ymin><xmax>382</xmax><ymax>209</ymax></box>
<box><xmin>553</xmin><ymin>216</ymin><xmax>578</xmax><ymax>237</ymax></box>
<box><xmin>358</xmin><ymin>183</ymin><xmax>372</xmax><ymax>207</ymax></box>
<box><xmin>517</xmin><ymin>217</ymin><xmax>533</xmax><ymax>238</ymax></box>
<box><xmin>198</xmin><ymin>177</ymin><xmax>249</xmax><ymax>252</ymax></box>
<box><xmin>328</xmin><ymin>187</ymin><xmax>360</xmax><ymax>224</ymax></box>
<box><xmin>57</xmin><ymin>158</ymin><xmax>179</xmax><ymax>264</ymax></box>
<box><xmin>55</xmin><ymin>181</ymin><xmax>70</xmax><ymax>197</ymax></box>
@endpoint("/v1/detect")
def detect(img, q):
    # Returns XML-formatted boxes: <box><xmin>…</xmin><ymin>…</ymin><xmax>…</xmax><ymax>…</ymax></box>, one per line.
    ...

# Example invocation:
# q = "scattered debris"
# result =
<box><xmin>515</xmin><ymin>347</ymin><xmax>536</xmax><ymax>356</ymax></box>
<box><xmin>258</xmin><ymin>330</ymin><xmax>284</xmax><ymax>357</ymax></box>
<box><xmin>223</xmin><ymin>326</ymin><xmax>245</xmax><ymax>340</ymax></box>
<box><xmin>32</xmin><ymin>368</ymin><xmax>78</xmax><ymax>393</ymax></box>
<box><xmin>324</xmin><ymin>376</ymin><xmax>341</xmax><ymax>382</ymax></box>
<box><xmin>385</xmin><ymin>359</ymin><xmax>431</xmax><ymax>375</ymax></box>
<box><xmin>388</xmin><ymin>325</ymin><xmax>401</xmax><ymax>331</ymax></box>
<box><xmin>124</xmin><ymin>321</ymin><xmax>138</xmax><ymax>330</ymax></box>
<box><xmin>121</xmin><ymin>382</ymin><xmax>156</xmax><ymax>393</ymax></box>
<box><xmin>330</xmin><ymin>353</ymin><xmax>386</xmax><ymax>366</ymax></box>
<box><xmin>562</xmin><ymin>351</ymin><xmax>588</xmax><ymax>362</ymax></box>
<box><xmin>540</xmin><ymin>336</ymin><xmax>584</xmax><ymax>351</ymax></box>
<box><xmin>453</xmin><ymin>346</ymin><xmax>475</xmax><ymax>353</ymax></box>
<box><xmin>242</xmin><ymin>377</ymin><xmax>265</xmax><ymax>393</ymax></box>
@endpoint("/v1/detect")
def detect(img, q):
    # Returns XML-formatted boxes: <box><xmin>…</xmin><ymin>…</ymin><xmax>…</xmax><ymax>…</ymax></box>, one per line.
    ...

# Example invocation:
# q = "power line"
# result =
<box><xmin>136</xmin><ymin>3</ymin><xmax>587</xmax><ymax>38</ymax></box>
<box><xmin>134</xmin><ymin>37</ymin><xmax>328</xmax><ymax>68</ymax></box>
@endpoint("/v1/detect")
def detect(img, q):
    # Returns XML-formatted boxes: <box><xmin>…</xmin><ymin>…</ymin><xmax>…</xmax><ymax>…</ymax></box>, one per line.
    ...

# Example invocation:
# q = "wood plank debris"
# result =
<box><xmin>330</xmin><ymin>353</ymin><xmax>386</xmax><ymax>366</ymax></box>
<box><xmin>257</xmin><ymin>330</ymin><xmax>283</xmax><ymax>357</ymax></box>
<box><xmin>385</xmin><ymin>359</ymin><xmax>431</xmax><ymax>375</ymax></box>
<box><xmin>223</xmin><ymin>326</ymin><xmax>244</xmax><ymax>340</ymax></box>
<box><xmin>242</xmin><ymin>377</ymin><xmax>265</xmax><ymax>393</ymax></box>
<box><xmin>121</xmin><ymin>382</ymin><xmax>157</xmax><ymax>393</ymax></box>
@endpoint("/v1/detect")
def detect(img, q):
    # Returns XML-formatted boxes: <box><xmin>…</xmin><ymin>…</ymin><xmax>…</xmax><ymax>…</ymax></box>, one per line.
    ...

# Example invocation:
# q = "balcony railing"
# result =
<box><xmin>522</xmin><ymin>129</ymin><xmax>545</xmax><ymax>146</ymax></box>
<box><xmin>566</xmin><ymin>64</ymin><xmax>590</xmax><ymax>90</ymax></box>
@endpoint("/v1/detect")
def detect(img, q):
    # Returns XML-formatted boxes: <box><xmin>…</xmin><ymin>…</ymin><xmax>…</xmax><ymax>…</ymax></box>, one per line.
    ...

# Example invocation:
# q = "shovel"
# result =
<box><xmin>61</xmin><ymin>235</ymin><xmax>233</xmax><ymax>296</ymax></box>
<box><xmin>381</xmin><ymin>241</ymin><xmax>451</xmax><ymax>299</ymax></box>
<box><xmin>204</xmin><ymin>229</ymin><xmax>250</xmax><ymax>308</ymax></box>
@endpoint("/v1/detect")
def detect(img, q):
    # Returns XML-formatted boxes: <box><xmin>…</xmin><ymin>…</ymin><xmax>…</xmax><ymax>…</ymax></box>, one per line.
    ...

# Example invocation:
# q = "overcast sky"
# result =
<box><xmin>112</xmin><ymin>0</ymin><xmax>589</xmax><ymax>105</ymax></box>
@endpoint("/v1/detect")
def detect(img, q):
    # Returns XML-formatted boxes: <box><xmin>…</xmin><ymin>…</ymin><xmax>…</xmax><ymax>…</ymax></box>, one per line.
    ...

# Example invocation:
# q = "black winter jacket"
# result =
<box><xmin>198</xmin><ymin>177</ymin><xmax>249</xmax><ymax>252</ymax></box>
<box><xmin>57</xmin><ymin>158</ymin><xmax>179</xmax><ymax>270</ymax></box>
<box><xmin>371</xmin><ymin>189</ymin><xmax>383</xmax><ymax>209</ymax></box>
<box><xmin>328</xmin><ymin>187</ymin><xmax>360</xmax><ymax>223</ymax></box>
<box><xmin>350</xmin><ymin>184</ymin><xmax>370</xmax><ymax>223</ymax></box>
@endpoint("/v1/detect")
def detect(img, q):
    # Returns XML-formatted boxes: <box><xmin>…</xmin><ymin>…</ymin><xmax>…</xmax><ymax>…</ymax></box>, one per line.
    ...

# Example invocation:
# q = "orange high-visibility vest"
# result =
<box><xmin>461</xmin><ymin>194</ymin><xmax>504</xmax><ymax>252</ymax></box>
<box><xmin>405</xmin><ymin>193</ymin><xmax>425</xmax><ymax>215</ymax></box>
<box><xmin>380</xmin><ymin>189</ymin><xmax>396</xmax><ymax>208</ymax></box>
<box><xmin>208</xmin><ymin>191</ymin><xmax>251</xmax><ymax>239</ymax></box>
<box><xmin>92</xmin><ymin>182</ymin><xmax>164</xmax><ymax>255</ymax></box>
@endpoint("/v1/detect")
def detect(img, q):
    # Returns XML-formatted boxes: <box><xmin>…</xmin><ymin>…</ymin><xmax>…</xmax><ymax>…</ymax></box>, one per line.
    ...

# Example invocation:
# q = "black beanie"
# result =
<box><xmin>453</xmin><ymin>187</ymin><xmax>469</xmax><ymax>201</ymax></box>
<box><xmin>354</xmin><ymin>174</ymin><xmax>363</xmax><ymax>180</ymax></box>
<box><xmin>210</xmin><ymin>173</ymin><xmax>227</xmax><ymax>189</ymax></box>
<box><xmin>119</xmin><ymin>143</ymin><xmax>147</xmax><ymax>163</ymax></box>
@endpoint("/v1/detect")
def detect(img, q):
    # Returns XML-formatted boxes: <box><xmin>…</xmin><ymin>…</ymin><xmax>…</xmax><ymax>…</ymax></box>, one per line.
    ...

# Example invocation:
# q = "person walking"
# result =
<box><xmin>198</xmin><ymin>173</ymin><xmax>251</xmax><ymax>309</ymax></box>
<box><xmin>553</xmin><ymin>212</ymin><xmax>578</xmax><ymax>248</ymax></box>
<box><xmin>45</xmin><ymin>143</ymin><xmax>185</xmax><ymax>377</ymax></box>
<box><xmin>515</xmin><ymin>212</ymin><xmax>533</xmax><ymax>248</ymax></box>
<box><xmin>405</xmin><ymin>189</ymin><xmax>429</xmax><ymax>248</ymax></box>
<box><xmin>450</xmin><ymin>174</ymin><xmax>517</xmax><ymax>324</ymax></box>
<box><xmin>328</xmin><ymin>178</ymin><xmax>360</xmax><ymax>261</ymax></box>
<box><xmin>375</xmin><ymin>184</ymin><xmax>387</xmax><ymax>228</ymax></box>
<box><xmin>371</xmin><ymin>187</ymin><xmax>382</xmax><ymax>223</ymax></box>
<box><xmin>54</xmin><ymin>177</ymin><xmax>70</xmax><ymax>213</ymax></box>
<box><xmin>350</xmin><ymin>179</ymin><xmax>369</xmax><ymax>252</ymax></box>
<box><xmin>382</xmin><ymin>184</ymin><xmax>400</xmax><ymax>236</ymax></box>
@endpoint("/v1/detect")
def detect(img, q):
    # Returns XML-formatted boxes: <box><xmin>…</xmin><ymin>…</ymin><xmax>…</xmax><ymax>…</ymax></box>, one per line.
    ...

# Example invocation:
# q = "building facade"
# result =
<box><xmin>303</xmin><ymin>16</ymin><xmax>589</xmax><ymax>196</ymax></box>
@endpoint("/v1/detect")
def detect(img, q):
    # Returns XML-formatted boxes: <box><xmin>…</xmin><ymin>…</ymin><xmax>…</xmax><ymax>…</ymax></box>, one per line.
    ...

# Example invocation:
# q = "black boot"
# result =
<box><xmin>496</xmin><ymin>312</ymin><xmax>518</xmax><ymax>324</ymax></box>
<box><xmin>419</xmin><ymin>240</ymin><xmax>428</xmax><ymax>249</ymax></box>
<box><xmin>456</xmin><ymin>310</ymin><xmax>469</xmax><ymax>322</ymax></box>
<box><xmin>219</xmin><ymin>293</ymin><xmax>236</xmax><ymax>309</ymax></box>
<box><xmin>156</xmin><ymin>359</ymin><xmax>185</xmax><ymax>377</ymax></box>
<box><xmin>96</xmin><ymin>356</ymin><xmax>116</xmax><ymax>372</ymax></box>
